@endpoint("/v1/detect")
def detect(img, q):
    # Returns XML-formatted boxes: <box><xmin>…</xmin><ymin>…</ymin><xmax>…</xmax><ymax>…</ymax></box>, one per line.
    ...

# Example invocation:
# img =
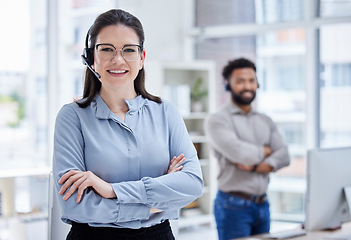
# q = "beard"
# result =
<box><xmin>230</xmin><ymin>90</ymin><xmax>256</xmax><ymax>105</ymax></box>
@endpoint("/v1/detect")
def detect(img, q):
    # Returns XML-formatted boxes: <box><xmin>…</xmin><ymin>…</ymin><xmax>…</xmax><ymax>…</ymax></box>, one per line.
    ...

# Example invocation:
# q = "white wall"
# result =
<box><xmin>118</xmin><ymin>0</ymin><xmax>194</xmax><ymax>62</ymax></box>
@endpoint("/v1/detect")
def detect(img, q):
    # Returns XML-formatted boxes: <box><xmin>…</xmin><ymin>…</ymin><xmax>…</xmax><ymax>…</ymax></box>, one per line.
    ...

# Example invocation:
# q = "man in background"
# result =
<box><xmin>204</xmin><ymin>58</ymin><xmax>290</xmax><ymax>240</ymax></box>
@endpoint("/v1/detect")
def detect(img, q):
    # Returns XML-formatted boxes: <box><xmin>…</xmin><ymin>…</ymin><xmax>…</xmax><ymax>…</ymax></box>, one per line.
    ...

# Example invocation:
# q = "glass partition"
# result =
<box><xmin>195</xmin><ymin>0</ymin><xmax>304</xmax><ymax>26</ymax></box>
<box><xmin>319</xmin><ymin>23</ymin><xmax>351</xmax><ymax>148</ymax></box>
<box><xmin>318</xmin><ymin>0</ymin><xmax>351</xmax><ymax>18</ymax></box>
<box><xmin>196</xmin><ymin>28</ymin><xmax>307</xmax><ymax>221</ymax></box>
<box><xmin>0</xmin><ymin>0</ymin><xmax>48</xmax><ymax>170</ymax></box>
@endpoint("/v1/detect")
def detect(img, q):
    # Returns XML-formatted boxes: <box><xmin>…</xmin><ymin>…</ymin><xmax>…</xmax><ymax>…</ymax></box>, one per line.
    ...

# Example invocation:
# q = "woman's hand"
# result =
<box><xmin>59</xmin><ymin>155</ymin><xmax>185</xmax><ymax>206</ymax></box>
<box><xmin>167</xmin><ymin>154</ymin><xmax>185</xmax><ymax>174</ymax></box>
<box><xmin>58</xmin><ymin>170</ymin><xmax>116</xmax><ymax>203</ymax></box>
<box><xmin>150</xmin><ymin>154</ymin><xmax>185</xmax><ymax>214</ymax></box>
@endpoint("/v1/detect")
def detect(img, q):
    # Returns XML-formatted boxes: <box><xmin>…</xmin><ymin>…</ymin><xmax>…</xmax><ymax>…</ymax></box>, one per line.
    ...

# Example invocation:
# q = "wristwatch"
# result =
<box><xmin>251</xmin><ymin>164</ymin><xmax>258</xmax><ymax>172</ymax></box>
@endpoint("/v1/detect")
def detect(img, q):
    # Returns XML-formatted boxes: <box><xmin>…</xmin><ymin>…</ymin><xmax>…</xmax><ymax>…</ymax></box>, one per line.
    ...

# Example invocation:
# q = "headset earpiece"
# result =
<box><xmin>81</xmin><ymin>27</ymin><xmax>94</xmax><ymax>66</ymax></box>
<box><xmin>82</xmin><ymin>47</ymin><xmax>94</xmax><ymax>66</ymax></box>
<box><xmin>80</xmin><ymin>26</ymin><xmax>101</xmax><ymax>79</ymax></box>
<box><xmin>224</xmin><ymin>82</ymin><xmax>231</xmax><ymax>91</ymax></box>
<box><xmin>224</xmin><ymin>80</ymin><xmax>259</xmax><ymax>91</ymax></box>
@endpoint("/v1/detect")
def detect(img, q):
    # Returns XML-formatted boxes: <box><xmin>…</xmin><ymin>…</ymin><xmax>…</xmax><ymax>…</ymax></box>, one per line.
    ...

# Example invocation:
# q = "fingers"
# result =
<box><xmin>58</xmin><ymin>170</ymin><xmax>116</xmax><ymax>203</ymax></box>
<box><xmin>169</xmin><ymin>154</ymin><xmax>183</xmax><ymax>169</ymax></box>
<box><xmin>234</xmin><ymin>163</ymin><xmax>253</xmax><ymax>171</ymax></box>
<box><xmin>167</xmin><ymin>154</ymin><xmax>186</xmax><ymax>174</ymax></box>
<box><xmin>63</xmin><ymin>175</ymin><xmax>86</xmax><ymax>202</ymax></box>
<box><xmin>173</xmin><ymin>165</ymin><xmax>184</xmax><ymax>172</ymax></box>
<box><xmin>58</xmin><ymin>170</ymin><xmax>82</xmax><ymax>195</ymax></box>
<box><xmin>75</xmin><ymin>177</ymin><xmax>90</xmax><ymax>203</ymax></box>
<box><xmin>169</xmin><ymin>154</ymin><xmax>184</xmax><ymax>172</ymax></box>
<box><xmin>58</xmin><ymin>169</ymin><xmax>78</xmax><ymax>185</ymax></box>
<box><xmin>58</xmin><ymin>170</ymin><xmax>91</xmax><ymax>203</ymax></box>
<box><xmin>150</xmin><ymin>207</ymin><xmax>163</xmax><ymax>213</ymax></box>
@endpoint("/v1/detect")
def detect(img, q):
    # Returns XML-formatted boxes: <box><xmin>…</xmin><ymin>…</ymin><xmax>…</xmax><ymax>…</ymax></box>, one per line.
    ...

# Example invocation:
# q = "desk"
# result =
<box><xmin>235</xmin><ymin>222</ymin><xmax>351</xmax><ymax>240</ymax></box>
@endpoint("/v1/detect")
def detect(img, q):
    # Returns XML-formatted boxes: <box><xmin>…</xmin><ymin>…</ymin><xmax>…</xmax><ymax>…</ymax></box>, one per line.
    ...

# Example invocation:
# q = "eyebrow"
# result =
<box><xmin>96</xmin><ymin>43</ymin><xmax>141</xmax><ymax>48</ymax></box>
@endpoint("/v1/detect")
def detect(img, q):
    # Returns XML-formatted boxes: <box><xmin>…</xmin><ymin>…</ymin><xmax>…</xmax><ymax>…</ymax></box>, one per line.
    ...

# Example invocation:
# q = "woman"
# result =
<box><xmin>53</xmin><ymin>9</ymin><xmax>203</xmax><ymax>240</ymax></box>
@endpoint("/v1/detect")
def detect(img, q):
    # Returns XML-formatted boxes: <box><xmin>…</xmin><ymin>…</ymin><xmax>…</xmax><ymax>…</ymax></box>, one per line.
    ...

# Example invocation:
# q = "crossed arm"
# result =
<box><xmin>234</xmin><ymin>145</ymin><xmax>274</xmax><ymax>173</ymax></box>
<box><xmin>58</xmin><ymin>154</ymin><xmax>186</xmax><ymax>205</ymax></box>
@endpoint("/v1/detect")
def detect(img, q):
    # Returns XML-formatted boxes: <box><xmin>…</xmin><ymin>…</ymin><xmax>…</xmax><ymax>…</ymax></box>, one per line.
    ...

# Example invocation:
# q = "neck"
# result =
<box><xmin>232</xmin><ymin>99</ymin><xmax>251</xmax><ymax>115</ymax></box>
<box><xmin>99</xmin><ymin>87</ymin><xmax>137</xmax><ymax>113</ymax></box>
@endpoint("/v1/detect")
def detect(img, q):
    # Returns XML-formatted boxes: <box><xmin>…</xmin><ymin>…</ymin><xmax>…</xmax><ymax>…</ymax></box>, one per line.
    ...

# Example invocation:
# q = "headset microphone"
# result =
<box><xmin>81</xmin><ymin>54</ymin><xmax>101</xmax><ymax>79</ymax></box>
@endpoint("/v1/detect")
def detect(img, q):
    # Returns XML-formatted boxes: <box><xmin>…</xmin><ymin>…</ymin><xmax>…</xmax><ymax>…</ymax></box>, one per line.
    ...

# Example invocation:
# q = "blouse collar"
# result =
<box><xmin>94</xmin><ymin>94</ymin><xmax>147</xmax><ymax>119</ymax></box>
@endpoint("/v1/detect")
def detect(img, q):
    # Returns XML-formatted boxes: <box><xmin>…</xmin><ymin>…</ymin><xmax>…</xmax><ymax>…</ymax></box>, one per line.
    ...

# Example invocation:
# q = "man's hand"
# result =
<box><xmin>264</xmin><ymin>145</ymin><xmax>273</xmax><ymax>158</ymax></box>
<box><xmin>234</xmin><ymin>163</ymin><xmax>255</xmax><ymax>171</ymax></box>
<box><xmin>234</xmin><ymin>162</ymin><xmax>273</xmax><ymax>173</ymax></box>
<box><xmin>256</xmin><ymin>162</ymin><xmax>273</xmax><ymax>173</ymax></box>
<box><xmin>58</xmin><ymin>170</ymin><xmax>116</xmax><ymax>203</ymax></box>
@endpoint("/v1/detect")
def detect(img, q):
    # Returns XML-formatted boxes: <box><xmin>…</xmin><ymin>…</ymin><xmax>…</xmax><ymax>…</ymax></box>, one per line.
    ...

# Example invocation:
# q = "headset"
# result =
<box><xmin>81</xmin><ymin>28</ymin><xmax>101</xmax><ymax>79</ymax></box>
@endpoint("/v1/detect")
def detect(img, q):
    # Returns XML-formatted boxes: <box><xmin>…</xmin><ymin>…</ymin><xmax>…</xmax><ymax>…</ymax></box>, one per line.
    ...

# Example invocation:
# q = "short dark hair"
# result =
<box><xmin>77</xmin><ymin>9</ymin><xmax>161</xmax><ymax>108</ymax></box>
<box><xmin>222</xmin><ymin>58</ymin><xmax>256</xmax><ymax>81</ymax></box>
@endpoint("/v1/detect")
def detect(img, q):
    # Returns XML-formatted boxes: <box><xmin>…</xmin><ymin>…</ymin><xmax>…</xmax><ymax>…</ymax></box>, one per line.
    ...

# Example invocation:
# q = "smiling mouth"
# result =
<box><xmin>108</xmin><ymin>70</ymin><xmax>128</xmax><ymax>74</ymax></box>
<box><xmin>241</xmin><ymin>91</ymin><xmax>254</xmax><ymax>97</ymax></box>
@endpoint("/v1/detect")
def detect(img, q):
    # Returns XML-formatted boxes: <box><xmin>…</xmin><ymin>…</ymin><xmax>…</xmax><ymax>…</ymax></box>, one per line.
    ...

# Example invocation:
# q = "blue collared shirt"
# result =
<box><xmin>53</xmin><ymin>94</ymin><xmax>203</xmax><ymax>229</ymax></box>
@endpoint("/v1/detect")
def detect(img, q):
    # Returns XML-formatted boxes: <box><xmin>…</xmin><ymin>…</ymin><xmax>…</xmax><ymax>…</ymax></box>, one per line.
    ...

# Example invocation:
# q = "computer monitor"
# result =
<box><xmin>305</xmin><ymin>147</ymin><xmax>351</xmax><ymax>231</ymax></box>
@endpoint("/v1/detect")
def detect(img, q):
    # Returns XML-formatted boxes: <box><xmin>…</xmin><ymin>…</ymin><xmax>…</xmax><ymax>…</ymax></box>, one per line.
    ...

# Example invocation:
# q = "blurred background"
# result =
<box><xmin>0</xmin><ymin>0</ymin><xmax>351</xmax><ymax>239</ymax></box>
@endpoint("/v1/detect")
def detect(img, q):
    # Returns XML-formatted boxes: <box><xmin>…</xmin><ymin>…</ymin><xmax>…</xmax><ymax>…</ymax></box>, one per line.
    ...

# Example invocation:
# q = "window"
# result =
<box><xmin>56</xmin><ymin>0</ymin><xmax>117</xmax><ymax>106</ymax></box>
<box><xmin>196</xmin><ymin>29</ymin><xmax>307</xmax><ymax>221</ymax></box>
<box><xmin>194</xmin><ymin>0</ymin><xmax>351</xmax><ymax>223</ymax></box>
<box><xmin>0</xmin><ymin>0</ymin><xmax>48</xmax><ymax>169</ymax></box>
<box><xmin>319</xmin><ymin>0</ymin><xmax>351</xmax><ymax>18</ymax></box>
<box><xmin>195</xmin><ymin>0</ymin><xmax>304</xmax><ymax>26</ymax></box>
<box><xmin>0</xmin><ymin>0</ymin><xmax>50</xmax><ymax>238</ymax></box>
<box><xmin>319</xmin><ymin>23</ymin><xmax>351</xmax><ymax>148</ymax></box>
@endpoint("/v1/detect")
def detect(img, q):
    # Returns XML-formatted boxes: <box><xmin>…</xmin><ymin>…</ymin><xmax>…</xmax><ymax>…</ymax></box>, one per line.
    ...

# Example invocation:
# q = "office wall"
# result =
<box><xmin>118</xmin><ymin>0</ymin><xmax>194</xmax><ymax>62</ymax></box>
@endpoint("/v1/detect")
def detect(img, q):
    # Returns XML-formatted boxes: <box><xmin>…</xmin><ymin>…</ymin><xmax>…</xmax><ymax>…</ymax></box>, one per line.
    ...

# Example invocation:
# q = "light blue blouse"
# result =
<box><xmin>53</xmin><ymin>94</ymin><xmax>203</xmax><ymax>229</ymax></box>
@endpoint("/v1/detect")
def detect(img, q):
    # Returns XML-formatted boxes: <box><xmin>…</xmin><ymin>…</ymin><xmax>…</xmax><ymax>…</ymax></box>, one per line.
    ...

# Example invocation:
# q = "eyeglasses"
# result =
<box><xmin>95</xmin><ymin>43</ymin><xmax>142</xmax><ymax>62</ymax></box>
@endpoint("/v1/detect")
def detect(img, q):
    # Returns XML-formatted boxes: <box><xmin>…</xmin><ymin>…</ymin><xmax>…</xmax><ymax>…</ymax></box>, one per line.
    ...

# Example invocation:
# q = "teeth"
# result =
<box><xmin>109</xmin><ymin>70</ymin><xmax>126</xmax><ymax>73</ymax></box>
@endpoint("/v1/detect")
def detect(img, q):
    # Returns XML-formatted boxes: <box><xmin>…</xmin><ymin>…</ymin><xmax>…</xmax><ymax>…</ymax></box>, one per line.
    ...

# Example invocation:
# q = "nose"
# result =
<box><xmin>243</xmin><ymin>81</ymin><xmax>252</xmax><ymax>90</ymax></box>
<box><xmin>111</xmin><ymin>49</ymin><xmax>125</xmax><ymax>62</ymax></box>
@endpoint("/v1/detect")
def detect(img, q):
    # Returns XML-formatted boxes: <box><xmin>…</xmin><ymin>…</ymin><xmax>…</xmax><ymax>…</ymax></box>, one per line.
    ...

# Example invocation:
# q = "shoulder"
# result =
<box><xmin>57</xmin><ymin>101</ymin><xmax>83</xmax><ymax>116</ymax></box>
<box><xmin>254</xmin><ymin>110</ymin><xmax>273</xmax><ymax>121</ymax></box>
<box><xmin>57</xmin><ymin>102</ymin><xmax>78</xmax><ymax>116</ymax></box>
<box><xmin>145</xmin><ymin>98</ymin><xmax>180</xmax><ymax>116</ymax></box>
<box><xmin>253</xmin><ymin>110</ymin><xmax>276</xmax><ymax>127</ymax></box>
<box><xmin>55</xmin><ymin>101</ymin><xmax>88</xmax><ymax>125</ymax></box>
<box><xmin>206</xmin><ymin>104</ymin><xmax>231</xmax><ymax>124</ymax></box>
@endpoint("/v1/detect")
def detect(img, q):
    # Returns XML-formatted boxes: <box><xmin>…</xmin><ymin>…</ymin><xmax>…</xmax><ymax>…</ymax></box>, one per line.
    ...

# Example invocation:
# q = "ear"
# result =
<box><xmin>139</xmin><ymin>49</ymin><xmax>146</xmax><ymax>70</ymax></box>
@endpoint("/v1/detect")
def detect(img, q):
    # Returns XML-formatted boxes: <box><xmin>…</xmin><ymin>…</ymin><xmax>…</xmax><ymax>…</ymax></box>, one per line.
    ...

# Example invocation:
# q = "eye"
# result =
<box><xmin>100</xmin><ymin>46</ymin><xmax>114</xmax><ymax>52</ymax></box>
<box><xmin>123</xmin><ymin>47</ymin><xmax>137</xmax><ymax>53</ymax></box>
<box><xmin>236</xmin><ymin>79</ymin><xmax>244</xmax><ymax>84</ymax></box>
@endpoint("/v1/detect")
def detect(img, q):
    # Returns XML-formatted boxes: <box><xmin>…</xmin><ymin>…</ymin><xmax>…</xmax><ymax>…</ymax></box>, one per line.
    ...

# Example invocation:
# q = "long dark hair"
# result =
<box><xmin>77</xmin><ymin>9</ymin><xmax>161</xmax><ymax>108</ymax></box>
